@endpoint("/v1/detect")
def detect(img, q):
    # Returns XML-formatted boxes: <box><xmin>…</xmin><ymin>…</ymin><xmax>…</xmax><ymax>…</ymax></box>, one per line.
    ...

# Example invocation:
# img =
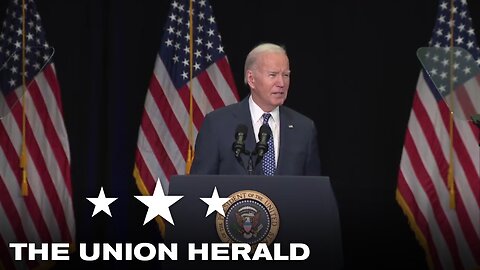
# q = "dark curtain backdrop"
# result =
<box><xmin>2</xmin><ymin>0</ymin><xmax>479</xmax><ymax>269</ymax></box>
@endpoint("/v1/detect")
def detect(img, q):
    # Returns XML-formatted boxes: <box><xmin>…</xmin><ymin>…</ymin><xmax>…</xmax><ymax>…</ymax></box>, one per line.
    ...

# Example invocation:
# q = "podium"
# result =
<box><xmin>164</xmin><ymin>175</ymin><xmax>343</xmax><ymax>269</ymax></box>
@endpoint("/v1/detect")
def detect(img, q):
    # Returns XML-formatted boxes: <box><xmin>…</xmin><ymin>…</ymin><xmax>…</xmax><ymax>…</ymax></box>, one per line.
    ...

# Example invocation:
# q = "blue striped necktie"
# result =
<box><xmin>262</xmin><ymin>113</ymin><xmax>276</xmax><ymax>176</ymax></box>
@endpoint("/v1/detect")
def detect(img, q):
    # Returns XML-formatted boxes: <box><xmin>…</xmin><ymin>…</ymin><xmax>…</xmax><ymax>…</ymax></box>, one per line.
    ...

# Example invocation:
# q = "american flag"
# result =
<box><xmin>133</xmin><ymin>0</ymin><xmax>239</xmax><ymax>234</ymax></box>
<box><xmin>396</xmin><ymin>0</ymin><xmax>480</xmax><ymax>269</ymax></box>
<box><xmin>0</xmin><ymin>0</ymin><xmax>75</xmax><ymax>269</ymax></box>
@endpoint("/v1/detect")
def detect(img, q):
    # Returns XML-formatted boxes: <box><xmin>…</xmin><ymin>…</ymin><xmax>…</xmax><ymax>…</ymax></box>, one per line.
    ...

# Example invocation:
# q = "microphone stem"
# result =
<box><xmin>247</xmin><ymin>152</ymin><xmax>254</xmax><ymax>175</ymax></box>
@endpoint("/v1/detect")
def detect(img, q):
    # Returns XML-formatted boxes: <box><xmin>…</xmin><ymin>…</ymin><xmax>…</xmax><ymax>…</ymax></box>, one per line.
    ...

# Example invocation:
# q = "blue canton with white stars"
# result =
<box><xmin>416</xmin><ymin>0</ymin><xmax>480</xmax><ymax>100</ymax></box>
<box><xmin>160</xmin><ymin>0</ymin><xmax>226</xmax><ymax>90</ymax></box>
<box><xmin>0</xmin><ymin>0</ymin><xmax>52</xmax><ymax>95</ymax></box>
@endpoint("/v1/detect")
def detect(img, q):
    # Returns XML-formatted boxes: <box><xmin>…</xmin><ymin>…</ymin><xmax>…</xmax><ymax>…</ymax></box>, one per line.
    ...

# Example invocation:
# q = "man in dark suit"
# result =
<box><xmin>190</xmin><ymin>42</ymin><xmax>321</xmax><ymax>176</ymax></box>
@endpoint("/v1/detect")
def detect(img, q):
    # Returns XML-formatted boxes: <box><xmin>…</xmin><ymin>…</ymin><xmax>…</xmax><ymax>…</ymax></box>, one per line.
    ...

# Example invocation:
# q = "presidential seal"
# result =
<box><xmin>216</xmin><ymin>190</ymin><xmax>280</xmax><ymax>247</ymax></box>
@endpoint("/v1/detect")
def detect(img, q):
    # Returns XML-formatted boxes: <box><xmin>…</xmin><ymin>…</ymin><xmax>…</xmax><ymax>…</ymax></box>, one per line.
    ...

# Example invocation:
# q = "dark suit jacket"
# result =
<box><xmin>190</xmin><ymin>96</ymin><xmax>321</xmax><ymax>176</ymax></box>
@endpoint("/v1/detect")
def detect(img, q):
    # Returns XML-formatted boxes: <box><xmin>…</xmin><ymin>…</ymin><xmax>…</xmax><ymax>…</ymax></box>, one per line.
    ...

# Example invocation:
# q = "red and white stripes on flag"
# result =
<box><xmin>0</xmin><ymin>64</ymin><xmax>76</xmax><ymax>269</ymax></box>
<box><xmin>134</xmin><ymin>57</ymin><xmax>238</xmax><ymax>192</ymax></box>
<box><xmin>396</xmin><ymin>1</ymin><xmax>480</xmax><ymax>269</ymax></box>
<box><xmin>133</xmin><ymin>0</ymin><xmax>239</xmax><ymax>234</ymax></box>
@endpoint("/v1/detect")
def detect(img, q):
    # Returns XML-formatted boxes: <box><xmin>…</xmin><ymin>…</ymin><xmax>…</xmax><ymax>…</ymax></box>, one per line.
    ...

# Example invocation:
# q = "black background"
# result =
<box><xmin>2</xmin><ymin>0</ymin><xmax>480</xmax><ymax>269</ymax></box>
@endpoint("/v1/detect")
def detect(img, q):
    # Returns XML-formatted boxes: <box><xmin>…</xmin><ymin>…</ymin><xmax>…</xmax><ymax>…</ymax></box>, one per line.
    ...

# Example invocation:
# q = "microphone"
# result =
<box><xmin>232</xmin><ymin>124</ymin><xmax>248</xmax><ymax>158</ymax></box>
<box><xmin>255</xmin><ymin>124</ymin><xmax>271</xmax><ymax>159</ymax></box>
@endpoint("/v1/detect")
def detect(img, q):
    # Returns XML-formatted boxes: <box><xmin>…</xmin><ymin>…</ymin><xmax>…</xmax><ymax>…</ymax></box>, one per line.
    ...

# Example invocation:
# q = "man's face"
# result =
<box><xmin>247</xmin><ymin>52</ymin><xmax>290</xmax><ymax>112</ymax></box>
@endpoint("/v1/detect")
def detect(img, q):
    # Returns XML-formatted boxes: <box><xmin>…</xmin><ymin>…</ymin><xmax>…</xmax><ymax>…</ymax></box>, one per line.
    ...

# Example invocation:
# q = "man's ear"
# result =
<box><xmin>246</xmin><ymin>70</ymin><xmax>254</xmax><ymax>88</ymax></box>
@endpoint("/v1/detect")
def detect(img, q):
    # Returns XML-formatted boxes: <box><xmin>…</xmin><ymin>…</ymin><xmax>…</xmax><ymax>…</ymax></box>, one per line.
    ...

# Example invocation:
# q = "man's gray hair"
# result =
<box><xmin>244</xmin><ymin>43</ymin><xmax>287</xmax><ymax>85</ymax></box>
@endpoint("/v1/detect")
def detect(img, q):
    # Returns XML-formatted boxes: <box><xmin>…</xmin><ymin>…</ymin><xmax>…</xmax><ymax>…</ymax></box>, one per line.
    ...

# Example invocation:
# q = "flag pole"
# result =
<box><xmin>185</xmin><ymin>0</ymin><xmax>194</xmax><ymax>174</ymax></box>
<box><xmin>447</xmin><ymin>0</ymin><xmax>456</xmax><ymax>209</ymax></box>
<box><xmin>20</xmin><ymin>0</ymin><xmax>28</xmax><ymax>196</ymax></box>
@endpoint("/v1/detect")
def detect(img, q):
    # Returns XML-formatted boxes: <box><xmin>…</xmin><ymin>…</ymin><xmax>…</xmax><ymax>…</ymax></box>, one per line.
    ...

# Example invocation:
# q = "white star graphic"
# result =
<box><xmin>135</xmin><ymin>178</ymin><xmax>183</xmax><ymax>225</ymax></box>
<box><xmin>86</xmin><ymin>187</ymin><xmax>118</xmax><ymax>217</ymax></box>
<box><xmin>200</xmin><ymin>186</ymin><xmax>230</xmax><ymax>217</ymax></box>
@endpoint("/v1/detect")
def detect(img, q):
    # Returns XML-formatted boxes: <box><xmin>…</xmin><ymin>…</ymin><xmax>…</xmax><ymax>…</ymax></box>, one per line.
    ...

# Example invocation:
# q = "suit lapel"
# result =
<box><xmin>277</xmin><ymin>106</ymin><xmax>293</xmax><ymax>175</ymax></box>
